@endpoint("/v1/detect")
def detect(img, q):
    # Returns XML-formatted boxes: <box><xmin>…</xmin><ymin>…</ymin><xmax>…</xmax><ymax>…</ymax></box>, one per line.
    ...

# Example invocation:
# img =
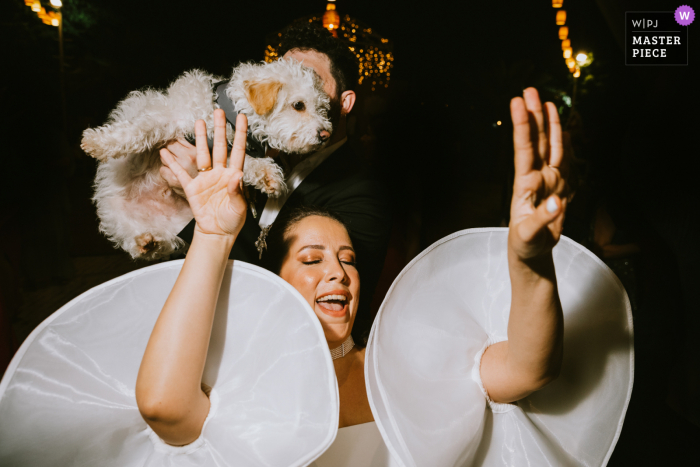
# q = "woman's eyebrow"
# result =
<box><xmin>298</xmin><ymin>244</ymin><xmax>325</xmax><ymax>252</ymax></box>
<box><xmin>296</xmin><ymin>245</ymin><xmax>355</xmax><ymax>253</ymax></box>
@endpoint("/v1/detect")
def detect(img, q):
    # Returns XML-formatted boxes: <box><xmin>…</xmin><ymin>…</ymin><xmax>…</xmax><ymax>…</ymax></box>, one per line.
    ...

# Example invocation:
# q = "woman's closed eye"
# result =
<box><xmin>300</xmin><ymin>257</ymin><xmax>356</xmax><ymax>267</ymax></box>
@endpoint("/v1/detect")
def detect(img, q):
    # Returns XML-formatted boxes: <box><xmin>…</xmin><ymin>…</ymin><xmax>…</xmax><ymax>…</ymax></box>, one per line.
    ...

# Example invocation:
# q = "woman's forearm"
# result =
<box><xmin>135</xmin><ymin>230</ymin><xmax>234</xmax><ymax>445</ymax></box>
<box><xmin>481</xmin><ymin>250</ymin><xmax>564</xmax><ymax>403</ymax></box>
<box><xmin>506</xmin><ymin>252</ymin><xmax>564</xmax><ymax>383</ymax></box>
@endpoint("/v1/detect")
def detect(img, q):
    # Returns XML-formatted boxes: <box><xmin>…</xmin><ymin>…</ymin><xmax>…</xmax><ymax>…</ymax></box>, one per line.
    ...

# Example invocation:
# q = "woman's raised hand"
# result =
<box><xmin>508</xmin><ymin>88</ymin><xmax>568</xmax><ymax>260</ymax></box>
<box><xmin>481</xmin><ymin>88</ymin><xmax>567</xmax><ymax>403</ymax></box>
<box><xmin>160</xmin><ymin>109</ymin><xmax>248</xmax><ymax>238</ymax></box>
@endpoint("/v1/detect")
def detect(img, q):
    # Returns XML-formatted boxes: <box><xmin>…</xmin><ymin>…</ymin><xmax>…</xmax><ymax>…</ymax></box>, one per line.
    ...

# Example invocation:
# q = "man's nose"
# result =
<box><xmin>318</xmin><ymin>130</ymin><xmax>330</xmax><ymax>142</ymax></box>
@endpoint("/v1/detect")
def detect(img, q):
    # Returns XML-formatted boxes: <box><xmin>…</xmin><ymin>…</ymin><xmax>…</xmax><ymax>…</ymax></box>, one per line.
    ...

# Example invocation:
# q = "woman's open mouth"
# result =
<box><xmin>316</xmin><ymin>293</ymin><xmax>349</xmax><ymax>317</ymax></box>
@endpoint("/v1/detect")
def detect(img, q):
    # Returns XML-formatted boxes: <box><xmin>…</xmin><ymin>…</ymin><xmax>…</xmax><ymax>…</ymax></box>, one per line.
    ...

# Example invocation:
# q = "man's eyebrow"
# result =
<box><xmin>298</xmin><ymin>244</ymin><xmax>325</xmax><ymax>252</ymax></box>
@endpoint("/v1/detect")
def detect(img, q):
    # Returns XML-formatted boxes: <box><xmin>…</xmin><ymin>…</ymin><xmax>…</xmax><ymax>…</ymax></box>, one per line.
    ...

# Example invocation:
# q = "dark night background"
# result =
<box><xmin>1</xmin><ymin>0</ymin><xmax>698</xmax><ymax>464</ymax></box>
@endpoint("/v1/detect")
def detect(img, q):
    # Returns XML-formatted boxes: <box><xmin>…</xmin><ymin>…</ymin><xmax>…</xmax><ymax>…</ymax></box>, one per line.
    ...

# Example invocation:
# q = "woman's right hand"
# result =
<box><xmin>139</xmin><ymin>109</ymin><xmax>247</xmax><ymax>445</ymax></box>
<box><xmin>160</xmin><ymin>109</ymin><xmax>247</xmax><ymax>238</ymax></box>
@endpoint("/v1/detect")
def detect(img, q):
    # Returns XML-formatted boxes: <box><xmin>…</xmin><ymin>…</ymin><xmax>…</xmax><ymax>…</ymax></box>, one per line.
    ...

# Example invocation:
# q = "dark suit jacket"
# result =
<box><xmin>177</xmin><ymin>142</ymin><xmax>392</xmax><ymax>337</ymax></box>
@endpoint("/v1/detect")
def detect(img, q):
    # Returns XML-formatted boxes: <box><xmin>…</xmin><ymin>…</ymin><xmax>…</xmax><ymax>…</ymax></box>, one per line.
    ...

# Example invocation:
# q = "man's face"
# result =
<box><xmin>284</xmin><ymin>49</ymin><xmax>337</xmax><ymax>99</ymax></box>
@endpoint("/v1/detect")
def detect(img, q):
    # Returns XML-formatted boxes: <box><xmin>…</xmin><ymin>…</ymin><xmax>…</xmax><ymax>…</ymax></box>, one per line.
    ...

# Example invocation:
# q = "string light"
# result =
<box><xmin>556</xmin><ymin>10</ymin><xmax>566</xmax><ymax>25</ymax></box>
<box><xmin>264</xmin><ymin>44</ymin><xmax>279</xmax><ymax>62</ymax></box>
<box><xmin>26</xmin><ymin>1</ymin><xmax>62</xmax><ymax>27</ymax></box>
<box><xmin>558</xmin><ymin>26</ymin><xmax>568</xmax><ymax>40</ymax></box>
<box><xmin>552</xmin><ymin>5</ymin><xmax>592</xmax><ymax>75</ymax></box>
<box><xmin>575</xmin><ymin>52</ymin><xmax>593</xmax><ymax>67</ymax></box>
<box><xmin>322</xmin><ymin>1</ymin><xmax>340</xmax><ymax>36</ymax></box>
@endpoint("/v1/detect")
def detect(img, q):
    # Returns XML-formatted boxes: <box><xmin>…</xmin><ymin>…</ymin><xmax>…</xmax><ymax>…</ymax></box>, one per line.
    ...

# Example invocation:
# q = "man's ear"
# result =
<box><xmin>340</xmin><ymin>90</ymin><xmax>356</xmax><ymax>116</ymax></box>
<box><xmin>244</xmin><ymin>80</ymin><xmax>283</xmax><ymax>115</ymax></box>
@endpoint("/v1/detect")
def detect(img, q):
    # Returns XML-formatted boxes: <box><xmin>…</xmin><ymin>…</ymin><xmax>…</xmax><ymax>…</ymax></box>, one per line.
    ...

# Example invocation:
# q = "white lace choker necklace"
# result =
<box><xmin>330</xmin><ymin>335</ymin><xmax>355</xmax><ymax>360</ymax></box>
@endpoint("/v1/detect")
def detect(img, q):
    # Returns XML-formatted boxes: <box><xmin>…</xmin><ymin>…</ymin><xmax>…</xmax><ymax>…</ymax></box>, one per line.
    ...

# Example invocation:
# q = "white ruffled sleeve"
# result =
<box><xmin>471</xmin><ymin>336</ymin><xmax>517</xmax><ymax>414</ymax></box>
<box><xmin>366</xmin><ymin>228</ymin><xmax>633</xmax><ymax>467</ymax></box>
<box><xmin>145</xmin><ymin>388</ymin><xmax>219</xmax><ymax>457</ymax></box>
<box><xmin>0</xmin><ymin>261</ymin><xmax>339</xmax><ymax>467</ymax></box>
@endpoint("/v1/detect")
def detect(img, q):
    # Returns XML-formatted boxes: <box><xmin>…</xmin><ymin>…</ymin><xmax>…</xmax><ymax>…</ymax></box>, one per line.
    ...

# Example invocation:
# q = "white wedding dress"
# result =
<box><xmin>311</xmin><ymin>422</ymin><xmax>400</xmax><ymax>467</ymax></box>
<box><xmin>0</xmin><ymin>228</ymin><xmax>633</xmax><ymax>466</ymax></box>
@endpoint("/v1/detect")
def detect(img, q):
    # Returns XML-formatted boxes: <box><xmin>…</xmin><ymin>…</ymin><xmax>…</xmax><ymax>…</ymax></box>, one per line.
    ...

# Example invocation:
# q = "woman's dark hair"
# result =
<box><xmin>278</xmin><ymin>22</ymin><xmax>359</xmax><ymax>97</ymax></box>
<box><xmin>260</xmin><ymin>205</ymin><xmax>369</xmax><ymax>347</ymax></box>
<box><xmin>260</xmin><ymin>206</ymin><xmax>350</xmax><ymax>275</ymax></box>
<box><xmin>261</xmin><ymin>205</ymin><xmax>347</xmax><ymax>274</ymax></box>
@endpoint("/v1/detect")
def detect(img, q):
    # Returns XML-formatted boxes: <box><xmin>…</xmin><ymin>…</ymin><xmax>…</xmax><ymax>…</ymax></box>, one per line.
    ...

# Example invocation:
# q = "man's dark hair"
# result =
<box><xmin>278</xmin><ymin>22</ymin><xmax>359</xmax><ymax>97</ymax></box>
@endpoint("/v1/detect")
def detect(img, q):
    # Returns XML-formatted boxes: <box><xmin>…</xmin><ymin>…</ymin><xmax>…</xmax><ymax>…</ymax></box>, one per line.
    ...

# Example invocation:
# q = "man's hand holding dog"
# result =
<box><xmin>160</xmin><ymin>139</ymin><xmax>198</xmax><ymax>192</ymax></box>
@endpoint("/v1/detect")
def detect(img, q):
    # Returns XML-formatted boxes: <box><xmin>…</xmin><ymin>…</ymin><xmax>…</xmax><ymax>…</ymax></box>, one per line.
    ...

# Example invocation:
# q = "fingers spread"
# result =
<box><xmin>160</xmin><ymin>148</ymin><xmax>192</xmax><ymax>189</ymax></box>
<box><xmin>545</xmin><ymin>102</ymin><xmax>564</xmax><ymax>168</ymax></box>
<box><xmin>212</xmin><ymin>109</ymin><xmax>228</xmax><ymax>169</ymax></box>
<box><xmin>194</xmin><ymin>120</ymin><xmax>212</xmax><ymax>170</ymax></box>
<box><xmin>230</xmin><ymin>114</ymin><xmax>247</xmax><ymax>172</ymax></box>
<box><xmin>517</xmin><ymin>195</ymin><xmax>562</xmax><ymax>244</ymax></box>
<box><xmin>511</xmin><ymin>97</ymin><xmax>535</xmax><ymax>176</ymax></box>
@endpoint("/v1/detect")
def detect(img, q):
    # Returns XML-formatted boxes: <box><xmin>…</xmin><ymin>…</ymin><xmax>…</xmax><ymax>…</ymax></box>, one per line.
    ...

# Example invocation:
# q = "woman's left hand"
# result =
<box><xmin>508</xmin><ymin>87</ymin><xmax>568</xmax><ymax>261</ymax></box>
<box><xmin>481</xmin><ymin>88</ymin><xmax>567</xmax><ymax>403</ymax></box>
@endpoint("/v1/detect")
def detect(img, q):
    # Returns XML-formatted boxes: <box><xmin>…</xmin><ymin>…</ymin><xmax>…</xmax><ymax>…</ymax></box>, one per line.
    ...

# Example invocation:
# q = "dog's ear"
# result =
<box><xmin>244</xmin><ymin>80</ymin><xmax>283</xmax><ymax>115</ymax></box>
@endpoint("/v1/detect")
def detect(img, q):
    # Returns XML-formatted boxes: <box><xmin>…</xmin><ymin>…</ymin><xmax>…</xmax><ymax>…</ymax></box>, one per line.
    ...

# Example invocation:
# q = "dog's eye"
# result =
<box><xmin>293</xmin><ymin>101</ymin><xmax>306</xmax><ymax>111</ymax></box>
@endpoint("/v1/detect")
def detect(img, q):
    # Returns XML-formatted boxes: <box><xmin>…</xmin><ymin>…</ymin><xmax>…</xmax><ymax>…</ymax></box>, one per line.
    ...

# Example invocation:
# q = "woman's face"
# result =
<box><xmin>279</xmin><ymin>216</ymin><xmax>360</xmax><ymax>347</ymax></box>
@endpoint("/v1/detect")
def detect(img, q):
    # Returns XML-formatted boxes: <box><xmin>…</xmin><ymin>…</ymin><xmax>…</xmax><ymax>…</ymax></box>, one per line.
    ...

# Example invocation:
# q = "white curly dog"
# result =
<box><xmin>82</xmin><ymin>59</ymin><xmax>332</xmax><ymax>260</ymax></box>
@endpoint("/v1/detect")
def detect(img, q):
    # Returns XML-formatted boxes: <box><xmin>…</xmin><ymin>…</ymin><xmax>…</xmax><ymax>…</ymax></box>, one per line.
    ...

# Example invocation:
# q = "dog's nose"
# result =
<box><xmin>318</xmin><ymin>130</ymin><xmax>330</xmax><ymax>142</ymax></box>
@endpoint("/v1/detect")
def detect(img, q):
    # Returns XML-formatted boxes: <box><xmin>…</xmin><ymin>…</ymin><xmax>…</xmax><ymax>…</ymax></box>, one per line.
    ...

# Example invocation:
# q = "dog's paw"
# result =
<box><xmin>243</xmin><ymin>157</ymin><xmax>287</xmax><ymax>198</ymax></box>
<box><xmin>135</xmin><ymin>233</ymin><xmax>159</xmax><ymax>255</ymax></box>
<box><xmin>260</xmin><ymin>171</ymin><xmax>287</xmax><ymax>197</ymax></box>
<box><xmin>81</xmin><ymin>129</ymin><xmax>107</xmax><ymax>160</ymax></box>
<box><xmin>256</xmin><ymin>158</ymin><xmax>287</xmax><ymax>198</ymax></box>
